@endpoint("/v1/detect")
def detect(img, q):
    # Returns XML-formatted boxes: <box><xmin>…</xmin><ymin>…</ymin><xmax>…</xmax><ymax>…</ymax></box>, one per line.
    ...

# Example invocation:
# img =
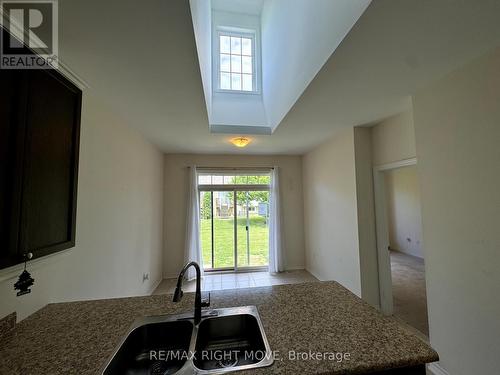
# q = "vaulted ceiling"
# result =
<box><xmin>58</xmin><ymin>0</ymin><xmax>500</xmax><ymax>154</ymax></box>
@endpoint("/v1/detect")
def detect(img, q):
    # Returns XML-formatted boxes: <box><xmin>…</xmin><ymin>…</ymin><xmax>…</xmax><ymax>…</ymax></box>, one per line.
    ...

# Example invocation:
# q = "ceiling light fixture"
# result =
<box><xmin>230</xmin><ymin>137</ymin><xmax>251</xmax><ymax>148</ymax></box>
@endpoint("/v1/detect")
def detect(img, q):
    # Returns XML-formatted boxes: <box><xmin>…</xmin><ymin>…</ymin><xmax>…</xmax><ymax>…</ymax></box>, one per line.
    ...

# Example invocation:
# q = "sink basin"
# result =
<box><xmin>103</xmin><ymin>320</ymin><xmax>193</xmax><ymax>375</ymax></box>
<box><xmin>101</xmin><ymin>306</ymin><xmax>273</xmax><ymax>374</ymax></box>
<box><xmin>194</xmin><ymin>313</ymin><xmax>269</xmax><ymax>371</ymax></box>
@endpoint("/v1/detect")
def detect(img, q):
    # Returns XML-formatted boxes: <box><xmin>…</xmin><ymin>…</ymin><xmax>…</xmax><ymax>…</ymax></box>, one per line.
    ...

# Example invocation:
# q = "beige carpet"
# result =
<box><xmin>390</xmin><ymin>251</ymin><xmax>429</xmax><ymax>337</ymax></box>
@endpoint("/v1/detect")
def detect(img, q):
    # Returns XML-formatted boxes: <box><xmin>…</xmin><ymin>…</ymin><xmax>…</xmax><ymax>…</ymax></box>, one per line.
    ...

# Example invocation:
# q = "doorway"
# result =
<box><xmin>373</xmin><ymin>159</ymin><xmax>429</xmax><ymax>336</ymax></box>
<box><xmin>198</xmin><ymin>172</ymin><xmax>270</xmax><ymax>272</ymax></box>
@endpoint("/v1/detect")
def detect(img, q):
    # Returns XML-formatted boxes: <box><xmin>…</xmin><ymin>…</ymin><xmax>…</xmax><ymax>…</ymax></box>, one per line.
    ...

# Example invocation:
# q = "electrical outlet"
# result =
<box><xmin>142</xmin><ymin>273</ymin><xmax>149</xmax><ymax>283</ymax></box>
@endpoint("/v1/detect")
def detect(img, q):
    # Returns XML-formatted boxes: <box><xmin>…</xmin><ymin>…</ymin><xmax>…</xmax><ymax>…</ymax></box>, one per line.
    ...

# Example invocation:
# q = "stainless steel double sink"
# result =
<box><xmin>102</xmin><ymin>306</ymin><xmax>274</xmax><ymax>374</ymax></box>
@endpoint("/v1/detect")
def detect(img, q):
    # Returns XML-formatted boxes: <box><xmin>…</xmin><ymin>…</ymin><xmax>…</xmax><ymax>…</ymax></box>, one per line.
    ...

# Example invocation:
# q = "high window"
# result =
<box><xmin>218</xmin><ymin>32</ymin><xmax>256</xmax><ymax>92</ymax></box>
<box><xmin>198</xmin><ymin>173</ymin><xmax>269</xmax><ymax>185</ymax></box>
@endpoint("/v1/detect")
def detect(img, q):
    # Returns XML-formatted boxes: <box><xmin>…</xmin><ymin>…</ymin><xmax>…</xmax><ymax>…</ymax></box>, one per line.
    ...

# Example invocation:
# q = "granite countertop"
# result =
<box><xmin>0</xmin><ymin>281</ymin><xmax>438</xmax><ymax>374</ymax></box>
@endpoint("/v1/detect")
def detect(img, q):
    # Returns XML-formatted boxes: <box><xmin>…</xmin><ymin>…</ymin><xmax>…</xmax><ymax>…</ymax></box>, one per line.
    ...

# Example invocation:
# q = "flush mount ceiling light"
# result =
<box><xmin>230</xmin><ymin>137</ymin><xmax>251</xmax><ymax>148</ymax></box>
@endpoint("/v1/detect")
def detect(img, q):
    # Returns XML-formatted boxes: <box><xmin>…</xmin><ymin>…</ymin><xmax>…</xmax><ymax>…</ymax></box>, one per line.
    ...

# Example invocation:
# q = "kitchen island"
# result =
<box><xmin>0</xmin><ymin>281</ymin><xmax>438</xmax><ymax>374</ymax></box>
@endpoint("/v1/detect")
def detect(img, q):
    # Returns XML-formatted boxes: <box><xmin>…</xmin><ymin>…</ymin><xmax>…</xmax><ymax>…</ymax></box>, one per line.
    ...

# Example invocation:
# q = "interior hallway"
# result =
<box><xmin>390</xmin><ymin>251</ymin><xmax>429</xmax><ymax>336</ymax></box>
<box><xmin>153</xmin><ymin>270</ymin><xmax>318</xmax><ymax>295</ymax></box>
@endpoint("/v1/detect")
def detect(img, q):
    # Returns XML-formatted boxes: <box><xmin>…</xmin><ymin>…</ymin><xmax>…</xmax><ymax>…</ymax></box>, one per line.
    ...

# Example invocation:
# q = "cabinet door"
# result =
<box><xmin>18</xmin><ymin>69</ymin><xmax>81</xmax><ymax>259</ymax></box>
<box><xmin>0</xmin><ymin>70</ymin><xmax>27</xmax><ymax>268</ymax></box>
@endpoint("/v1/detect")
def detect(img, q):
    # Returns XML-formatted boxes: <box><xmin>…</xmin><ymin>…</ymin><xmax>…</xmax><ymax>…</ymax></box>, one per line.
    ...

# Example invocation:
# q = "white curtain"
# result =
<box><xmin>185</xmin><ymin>166</ymin><xmax>204</xmax><ymax>280</ymax></box>
<box><xmin>269</xmin><ymin>166</ymin><xmax>284</xmax><ymax>274</ymax></box>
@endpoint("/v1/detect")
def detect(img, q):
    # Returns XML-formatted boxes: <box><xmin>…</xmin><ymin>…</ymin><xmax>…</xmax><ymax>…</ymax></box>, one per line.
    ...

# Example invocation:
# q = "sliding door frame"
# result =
<box><xmin>199</xmin><ymin>184</ymin><xmax>270</xmax><ymax>273</ymax></box>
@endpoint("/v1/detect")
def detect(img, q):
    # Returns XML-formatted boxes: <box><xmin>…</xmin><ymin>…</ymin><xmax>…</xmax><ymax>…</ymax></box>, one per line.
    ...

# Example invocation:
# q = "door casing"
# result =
<box><xmin>373</xmin><ymin>158</ymin><xmax>418</xmax><ymax>315</ymax></box>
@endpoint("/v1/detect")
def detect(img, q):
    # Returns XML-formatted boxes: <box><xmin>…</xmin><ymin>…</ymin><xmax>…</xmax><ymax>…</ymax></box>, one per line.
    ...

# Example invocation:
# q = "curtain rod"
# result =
<box><xmin>188</xmin><ymin>166</ymin><xmax>274</xmax><ymax>170</ymax></box>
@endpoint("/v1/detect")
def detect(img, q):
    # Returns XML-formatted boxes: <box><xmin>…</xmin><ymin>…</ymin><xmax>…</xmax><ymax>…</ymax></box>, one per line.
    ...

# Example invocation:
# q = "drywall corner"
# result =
<box><xmin>353</xmin><ymin>127</ymin><xmax>380</xmax><ymax>308</ymax></box>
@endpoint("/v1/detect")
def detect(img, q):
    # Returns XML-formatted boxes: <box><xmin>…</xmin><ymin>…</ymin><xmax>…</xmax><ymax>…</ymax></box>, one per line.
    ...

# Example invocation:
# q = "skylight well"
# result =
<box><xmin>191</xmin><ymin>0</ymin><xmax>370</xmax><ymax>135</ymax></box>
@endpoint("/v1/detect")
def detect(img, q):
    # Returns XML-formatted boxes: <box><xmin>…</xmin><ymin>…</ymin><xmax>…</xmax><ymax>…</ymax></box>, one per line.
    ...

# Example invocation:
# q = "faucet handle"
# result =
<box><xmin>172</xmin><ymin>286</ymin><xmax>183</xmax><ymax>302</ymax></box>
<box><xmin>201</xmin><ymin>292</ymin><xmax>210</xmax><ymax>308</ymax></box>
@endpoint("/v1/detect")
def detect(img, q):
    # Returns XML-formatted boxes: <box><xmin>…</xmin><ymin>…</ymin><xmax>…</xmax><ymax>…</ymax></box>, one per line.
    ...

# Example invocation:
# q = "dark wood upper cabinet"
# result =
<box><xmin>0</xmin><ymin>69</ymin><xmax>24</xmax><ymax>268</ymax></box>
<box><xmin>0</xmin><ymin>68</ymin><xmax>82</xmax><ymax>269</ymax></box>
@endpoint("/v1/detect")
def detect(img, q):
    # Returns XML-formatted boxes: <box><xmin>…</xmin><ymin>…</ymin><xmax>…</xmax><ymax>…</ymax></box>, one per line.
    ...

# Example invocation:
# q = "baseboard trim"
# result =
<box><xmin>284</xmin><ymin>266</ymin><xmax>306</xmax><ymax>271</ymax></box>
<box><xmin>148</xmin><ymin>278</ymin><xmax>163</xmax><ymax>295</ymax></box>
<box><xmin>163</xmin><ymin>272</ymin><xmax>178</xmax><ymax>280</ymax></box>
<box><xmin>304</xmin><ymin>267</ymin><xmax>321</xmax><ymax>281</ymax></box>
<box><xmin>427</xmin><ymin>363</ymin><xmax>450</xmax><ymax>375</ymax></box>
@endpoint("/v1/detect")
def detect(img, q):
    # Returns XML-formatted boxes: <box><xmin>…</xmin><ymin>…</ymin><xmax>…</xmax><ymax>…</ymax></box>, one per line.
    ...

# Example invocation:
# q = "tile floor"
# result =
<box><xmin>153</xmin><ymin>269</ymin><xmax>318</xmax><ymax>295</ymax></box>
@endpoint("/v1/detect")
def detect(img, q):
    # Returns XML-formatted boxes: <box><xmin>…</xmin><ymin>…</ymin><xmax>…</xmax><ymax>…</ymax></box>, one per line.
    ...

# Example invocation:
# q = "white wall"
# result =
<box><xmin>163</xmin><ymin>154</ymin><xmax>304</xmax><ymax>278</ymax></box>
<box><xmin>353</xmin><ymin>127</ymin><xmax>379</xmax><ymax>307</ymax></box>
<box><xmin>261</xmin><ymin>0</ymin><xmax>370</xmax><ymax>130</ymax></box>
<box><xmin>371</xmin><ymin>109</ymin><xmax>416</xmax><ymax>166</ymax></box>
<box><xmin>0</xmin><ymin>93</ymin><xmax>164</xmax><ymax>321</ymax></box>
<box><xmin>384</xmin><ymin>166</ymin><xmax>423</xmax><ymax>258</ymax></box>
<box><xmin>368</xmin><ymin>107</ymin><xmax>420</xmax><ymax>312</ymax></box>
<box><xmin>189</xmin><ymin>0</ymin><xmax>212</xmax><ymax>119</ymax></box>
<box><xmin>302</xmin><ymin>127</ymin><xmax>361</xmax><ymax>296</ymax></box>
<box><xmin>413</xmin><ymin>47</ymin><xmax>500</xmax><ymax>375</ymax></box>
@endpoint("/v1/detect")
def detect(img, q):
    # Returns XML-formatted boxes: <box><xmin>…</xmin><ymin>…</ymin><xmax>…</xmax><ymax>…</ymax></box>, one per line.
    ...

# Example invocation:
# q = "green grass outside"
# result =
<box><xmin>200</xmin><ymin>215</ymin><xmax>269</xmax><ymax>269</ymax></box>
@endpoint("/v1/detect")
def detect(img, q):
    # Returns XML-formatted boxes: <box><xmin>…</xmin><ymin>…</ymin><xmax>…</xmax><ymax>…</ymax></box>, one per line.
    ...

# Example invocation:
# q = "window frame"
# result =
<box><xmin>213</xmin><ymin>27</ymin><xmax>260</xmax><ymax>95</ymax></box>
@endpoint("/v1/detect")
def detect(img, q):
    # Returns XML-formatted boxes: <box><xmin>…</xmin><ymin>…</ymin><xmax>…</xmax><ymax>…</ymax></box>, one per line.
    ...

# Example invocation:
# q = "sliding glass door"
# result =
<box><xmin>200</xmin><ymin>191</ymin><xmax>213</xmax><ymax>269</ymax></box>
<box><xmin>236</xmin><ymin>191</ymin><xmax>269</xmax><ymax>268</ymax></box>
<box><xmin>236</xmin><ymin>192</ymin><xmax>249</xmax><ymax>268</ymax></box>
<box><xmin>200</xmin><ymin>191</ymin><xmax>235</xmax><ymax>270</ymax></box>
<box><xmin>199</xmin><ymin>185</ymin><xmax>269</xmax><ymax>271</ymax></box>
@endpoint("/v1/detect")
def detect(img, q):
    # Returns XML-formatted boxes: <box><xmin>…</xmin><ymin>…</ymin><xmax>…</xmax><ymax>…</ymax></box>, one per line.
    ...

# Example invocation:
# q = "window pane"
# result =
<box><xmin>231</xmin><ymin>55</ymin><xmax>241</xmax><ymax>73</ymax></box>
<box><xmin>199</xmin><ymin>191</ymin><xmax>212</xmax><ymax>269</ymax></box>
<box><xmin>220</xmin><ymin>35</ymin><xmax>230</xmax><ymax>54</ymax></box>
<box><xmin>236</xmin><ymin>192</ymin><xmax>249</xmax><ymax>268</ymax></box>
<box><xmin>220</xmin><ymin>72</ymin><xmax>231</xmax><ymax>89</ymax></box>
<box><xmin>230</xmin><ymin>37</ymin><xmax>241</xmax><ymax>54</ymax></box>
<box><xmin>231</xmin><ymin>73</ymin><xmax>242</xmax><ymax>90</ymax></box>
<box><xmin>242</xmin><ymin>56</ymin><xmax>252</xmax><ymax>74</ymax></box>
<box><xmin>212</xmin><ymin>175</ymin><xmax>223</xmax><ymax>184</ymax></box>
<box><xmin>248</xmin><ymin>191</ymin><xmax>269</xmax><ymax>267</ymax></box>
<box><xmin>197</xmin><ymin>174</ymin><xmax>270</xmax><ymax>186</ymax></box>
<box><xmin>242</xmin><ymin>38</ymin><xmax>252</xmax><ymax>55</ymax></box>
<box><xmin>198</xmin><ymin>175</ymin><xmax>212</xmax><ymax>184</ymax></box>
<box><xmin>220</xmin><ymin>54</ymin><xmax>230</xmax><ymax>72</ymax></box>
<box><xmin>213</xmin><ymin>191</ymin><xmax>234</xmax><ymax>268</ymax></box>
<box><xmin>242</xmin><ymin>74</ymin><xmax>252</xmax><ymax>91</ymax></box>
<box><xmin>232</xmin><ymin>175</ymin><xmax>247</xmax><ymax>184</ymax></box>
<box><xmin>258</xmin><ymin>175</ymin><xmax>270</xmax><ymax>184</ymax></box>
